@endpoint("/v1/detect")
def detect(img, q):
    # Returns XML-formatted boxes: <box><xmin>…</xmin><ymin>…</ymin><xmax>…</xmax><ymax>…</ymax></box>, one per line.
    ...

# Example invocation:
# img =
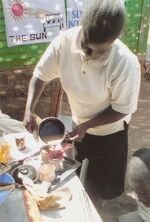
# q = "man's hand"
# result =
<box><xmin>68</xmin><ymin>122</ymin><xmax>89</xmax><ymax>142</ymax></box>
<box><xmin>23</xmin><ymin>76</ymin><xmax>46</xmax><ymax>139</ymax></box>
<box><xmin>23</xmin><ymin>112</ymin><xmax>39</xmax><ymax>139</ymax></box>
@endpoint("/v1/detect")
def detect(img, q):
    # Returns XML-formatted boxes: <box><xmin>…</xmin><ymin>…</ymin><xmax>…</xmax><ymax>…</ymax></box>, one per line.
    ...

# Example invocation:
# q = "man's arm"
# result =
<box><xmin>83</xmin><ymin>106</ymin><xmax>127</xmax><ymax>128</ymax></box>
<box><xmin>23</xmin><ymin>76</ymin><xmax>47</xmax><ymax>133</ymax></box>
<box><xmin>69</xmin><ymin>106</ymin><xmax>127</xmax><ymax>141</ymax></box>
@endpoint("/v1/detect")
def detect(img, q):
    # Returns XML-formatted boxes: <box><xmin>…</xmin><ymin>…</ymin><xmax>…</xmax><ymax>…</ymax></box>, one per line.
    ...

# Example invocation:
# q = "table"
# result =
<box><xmin>0</xmin><ymin>118</ymin><xmax>103</xmax><ymax>222</ymax></box>
<box><xmin>0</xmin><ymin>174</ymin><xmax>103</xmax><ymax>222</ymax></box>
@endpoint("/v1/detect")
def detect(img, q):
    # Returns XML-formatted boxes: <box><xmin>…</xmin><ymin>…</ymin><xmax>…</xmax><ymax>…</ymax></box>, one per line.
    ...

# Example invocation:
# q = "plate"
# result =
<box><xmin>2</xmin><ymin>132</ymin><xmax>44</xmax><ymax>162</ymax></box>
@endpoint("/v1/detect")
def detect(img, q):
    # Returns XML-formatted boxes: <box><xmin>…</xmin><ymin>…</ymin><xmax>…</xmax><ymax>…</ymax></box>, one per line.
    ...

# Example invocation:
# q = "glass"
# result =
<box><xmin>39</xmin><ymin>163</ymin><xmax>56</xmax><ymax>183</ymax></box>
<box><xmin>48</xmin><ymin>144</ymin><xmax>64</xmax><ymax>172</ymax></box>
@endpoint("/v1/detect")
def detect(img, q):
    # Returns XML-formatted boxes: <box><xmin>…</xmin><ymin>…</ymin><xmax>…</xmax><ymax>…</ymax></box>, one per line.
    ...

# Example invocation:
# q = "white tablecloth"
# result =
<box><xmin>0</xmin><ymin>175</ymin><xmax>103</xmax><ymax>222</ymax></box>
<box><xmin>0</xmin><ymin>115</ymin><xmax>103</xmax><ymax>222</ymax></box>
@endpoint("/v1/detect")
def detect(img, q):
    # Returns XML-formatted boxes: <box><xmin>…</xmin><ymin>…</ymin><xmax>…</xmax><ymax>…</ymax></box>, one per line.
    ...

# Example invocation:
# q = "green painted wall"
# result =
<box><xmin>122</xmin><ymin>0</ymin><xmax>150</xmax><ymax>55</ymax></box>
<box><xmin>0</xmin><ymin>0</ymin><xmax>149</xmax><ymax>71</ymax></box>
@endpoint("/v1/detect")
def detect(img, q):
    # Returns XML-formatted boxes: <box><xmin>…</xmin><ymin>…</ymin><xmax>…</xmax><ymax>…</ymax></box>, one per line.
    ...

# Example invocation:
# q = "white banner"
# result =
<box><xmin>2</xmin><ymin>0</ymin><xmax>66</xmax><ymax>47</ymax></box>
<box><xmin>66</xmin><ymin>0</ymin><xmax>86</xmax><ymax>29</ymax></box>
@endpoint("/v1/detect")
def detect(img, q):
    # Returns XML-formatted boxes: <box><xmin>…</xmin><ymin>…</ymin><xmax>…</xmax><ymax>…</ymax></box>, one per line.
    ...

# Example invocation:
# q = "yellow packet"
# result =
<box><xmin>0</xmin><ymin>141</ymin><xmax>12</xmax><ymax>163</ymax></box>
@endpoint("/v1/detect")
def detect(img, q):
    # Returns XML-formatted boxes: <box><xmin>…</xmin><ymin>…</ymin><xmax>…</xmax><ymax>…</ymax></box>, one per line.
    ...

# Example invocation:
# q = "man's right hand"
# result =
<box><xmin>23</xmin><ymin>76</ymin><xmax>46</xmax><ymax>139</ymax></box>
<box><xmin>23</xmin><ymin>112</ymin><xmax>39</xmax><ymax>138</ymax></box>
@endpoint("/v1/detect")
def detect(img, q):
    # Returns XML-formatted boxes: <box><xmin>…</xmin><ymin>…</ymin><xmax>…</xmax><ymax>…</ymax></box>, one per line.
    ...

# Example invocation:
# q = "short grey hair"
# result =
<box><xmin>81</xmin><ymin>0</ymin><xmax>126</xmax><ymax>43</ymax></box>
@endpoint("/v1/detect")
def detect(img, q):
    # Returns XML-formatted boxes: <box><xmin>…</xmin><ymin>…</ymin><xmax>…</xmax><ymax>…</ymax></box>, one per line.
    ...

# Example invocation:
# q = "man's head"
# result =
<box><xmin>80</xmin><ymin>0</ymin><xmax>125</xmax><ymax>58</ymax></box>
<box><xmin>81</xmin><ymin>0</ymin><xmax>125</xmax><ymax>44</ymax></box>
<box><xmin>127</xmin><ymin>148</ymin><xmax>150</xmax><ymax>207</ymax></box>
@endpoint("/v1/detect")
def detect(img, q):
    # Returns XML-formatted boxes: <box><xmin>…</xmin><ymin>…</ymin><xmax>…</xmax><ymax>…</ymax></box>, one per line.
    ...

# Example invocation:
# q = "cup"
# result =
<box><xmin>15</xmin><ymin>135</ymin><xmax>25</xmax><ymax>150</ymax></box>
<box><xmin>39</xmin><ymin>163</ymin><xmax>55</xmax><ymax>183</ymax></box>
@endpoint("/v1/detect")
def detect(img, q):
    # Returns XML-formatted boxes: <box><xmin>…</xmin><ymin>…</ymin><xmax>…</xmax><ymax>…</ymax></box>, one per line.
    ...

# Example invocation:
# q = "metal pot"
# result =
<box><xmin>38</xmin><ymin>117</ymin><xmax>66</xmax><ymax>145</ymax></box>
<box><xmin>36</xmin><ymin>116</ymin><xmax>73</xmax><ymax>159</ymax></box>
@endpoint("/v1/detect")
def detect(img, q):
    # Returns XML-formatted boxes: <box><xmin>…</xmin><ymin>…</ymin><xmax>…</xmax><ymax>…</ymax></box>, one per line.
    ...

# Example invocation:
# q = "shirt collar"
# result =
<box><xmin>71</xmin><ymin>26</ymin><xmax>113</xmax><ymax>66</ymax></box>
<box><xmin>71</xmin><ymin>26</ymin><xmax>83</xmax><ymax>54</ymax></box>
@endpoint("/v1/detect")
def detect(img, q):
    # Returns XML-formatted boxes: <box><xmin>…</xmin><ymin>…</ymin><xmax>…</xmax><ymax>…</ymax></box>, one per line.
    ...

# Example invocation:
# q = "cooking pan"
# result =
<box><xmin>38</xmin><ymin>117</ymin><xmax>66</xmax><ymax>145</ymax></box>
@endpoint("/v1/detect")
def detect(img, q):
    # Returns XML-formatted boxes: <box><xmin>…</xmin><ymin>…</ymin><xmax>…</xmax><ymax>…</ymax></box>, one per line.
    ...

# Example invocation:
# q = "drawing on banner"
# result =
<box><xmin>2</xmin><ymin>0</ymin><xmax>66</xmax><ymax>47</ymax></box>
<box><xmin>8</xmin><ymin>0</ymin><xmax>26</xmax><ymax>20</ymax></box>
<box><xmin>43</xmin><ymin>13</ymin><xmax>64</xmax><ymax>33</ymax></box>
<box><xmin>9</xmin><ymin>0</ymin><xmax>64</xmax><ymax>31</ymax></box>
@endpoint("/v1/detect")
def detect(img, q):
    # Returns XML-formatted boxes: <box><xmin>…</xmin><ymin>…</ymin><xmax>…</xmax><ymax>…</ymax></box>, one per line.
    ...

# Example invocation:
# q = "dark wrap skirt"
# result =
<box><xmin>75</xmin><ymin>122</ymin><xmax>128</xmax><ymax>200</ymax></box>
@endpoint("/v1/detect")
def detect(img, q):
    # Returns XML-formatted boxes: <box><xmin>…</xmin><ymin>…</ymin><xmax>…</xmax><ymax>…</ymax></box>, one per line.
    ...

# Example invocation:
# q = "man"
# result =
<box><xmin>23</xmin><ymin>0</ymin><xmax>141</xmax><ymax>202</ymax></box>
<box><xmin>119</xmin><ymin>148</ymin><xmax>150</xmax><ymax>222</ymax></box>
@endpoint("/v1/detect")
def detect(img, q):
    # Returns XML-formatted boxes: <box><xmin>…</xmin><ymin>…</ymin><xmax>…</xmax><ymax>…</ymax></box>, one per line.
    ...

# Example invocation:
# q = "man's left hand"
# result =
<box><xmin>68</xmin><ymin>123</ymin><xmax>89</xmax><ymax>142</ymax></box>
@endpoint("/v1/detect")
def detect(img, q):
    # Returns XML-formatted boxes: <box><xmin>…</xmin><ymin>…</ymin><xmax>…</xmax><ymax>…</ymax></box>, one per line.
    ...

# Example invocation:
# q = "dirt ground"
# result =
<box><xmin>93</xmin><ymin>74</ymin><xmax>150</xmax><ymax>222</ymax></box>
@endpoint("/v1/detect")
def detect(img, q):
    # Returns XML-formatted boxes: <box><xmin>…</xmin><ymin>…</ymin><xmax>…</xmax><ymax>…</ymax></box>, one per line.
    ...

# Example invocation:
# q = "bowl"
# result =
<box><xmin>11</xmin><ymin>164</ymin><xmax>38</xmax><ymax>185</ymax></box>
<box><xmin>0</xmin><ymin>173</ymin><xmax>15</xmax><ymax>205</ymax></box>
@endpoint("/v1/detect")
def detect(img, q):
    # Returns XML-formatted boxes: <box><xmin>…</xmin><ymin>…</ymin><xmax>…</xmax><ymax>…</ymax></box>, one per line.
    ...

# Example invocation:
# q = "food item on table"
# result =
<box><xmin>39</xmin><ymin>162</ymin><xmax>56</xmax><ymax>183</ymax></box>
<box><xmin>36</xmin><ymin>192</ymin><xmax>61</xmax><ymax>210</ymax></box>
<box><xmin>15</xmin><ymin>137</ymin><xmax>26</xmax><ymax>150</ymax></box>
<box><xmin>35</xmin><ymin>188</ymin><xmax>72</xmax><ymax>211</ymax></box>
<box><xmin>22</xmin><ymin>189</ymin><xmax>42</xmax><ymax>222</ymax></box>
<box><xmin>0</xmin><ymin>142</ymin><xmax>12</xmax><ymax>163</ymax></box>
<box><xmin>22</xmin><ymin>177</ymin><xmax>72</xmax><ymax>211</ymax></box>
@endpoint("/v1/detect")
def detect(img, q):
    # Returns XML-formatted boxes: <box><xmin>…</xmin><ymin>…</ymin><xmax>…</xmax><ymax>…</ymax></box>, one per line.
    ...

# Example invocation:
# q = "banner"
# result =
<box><xmin>2</xmin><ymin>0</ymin><xmax>66</xmax><ymax>47</ymax></box>
<box><xmin>66</xmin><ymin>0</ymin><xmax>86</xmax><ymax>29</ymax></box>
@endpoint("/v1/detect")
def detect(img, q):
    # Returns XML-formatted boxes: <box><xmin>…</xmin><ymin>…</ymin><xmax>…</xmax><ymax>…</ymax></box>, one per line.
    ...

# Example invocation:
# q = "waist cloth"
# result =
<box><xmin>75</xmin><ymin>122</ymin><xmax>128</xmax><ymax>200</ymax></box>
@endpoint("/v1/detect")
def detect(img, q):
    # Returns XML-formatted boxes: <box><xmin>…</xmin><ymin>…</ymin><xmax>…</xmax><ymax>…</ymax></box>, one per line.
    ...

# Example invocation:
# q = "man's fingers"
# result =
<box><xmin>24</xmin><ymin>117</ymin><xmax>38</xmax><ymax>134</ymax></box>
<box><xmin>25</xmin><ymin>122</ymin><xmax>33</xmax><ymax>133</ymax></box>
<box><xmin>33</xmin><ymin>130</ymin><xmax>39</xmax><ymax>141</ymax></box>
<box><xmin>69</xmin><ymin>134</ymin><xmax>79</xmax><ymax>140</ymax></box>
<box><xmin>69</xmin><ymin>134</ymin><xmax>82</xmax><ymax>142</ymax></box>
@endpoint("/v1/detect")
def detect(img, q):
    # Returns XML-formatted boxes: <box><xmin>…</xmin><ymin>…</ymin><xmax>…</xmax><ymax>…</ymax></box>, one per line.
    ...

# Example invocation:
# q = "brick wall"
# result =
<box><xmin>0</xmin><ymin>66</ymin><xmax>71</xmax><ymax>121</ymax></box>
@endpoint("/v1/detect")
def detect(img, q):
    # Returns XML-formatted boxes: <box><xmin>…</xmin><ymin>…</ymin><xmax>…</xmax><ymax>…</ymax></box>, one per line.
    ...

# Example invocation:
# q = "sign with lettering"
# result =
<box><xmin>66</xmin><ymin>0</ymin><xmax>126</xmax><ymax>29</ymax></box>
<box><xmin>2</xmin><ymin>0</ymin><xmax>66</xmax><ymax>47</ymax></box>
<box><xmin>66</xmin><ymin>0</ymin><xmax>85</xmax><ymax>29</ymax></box>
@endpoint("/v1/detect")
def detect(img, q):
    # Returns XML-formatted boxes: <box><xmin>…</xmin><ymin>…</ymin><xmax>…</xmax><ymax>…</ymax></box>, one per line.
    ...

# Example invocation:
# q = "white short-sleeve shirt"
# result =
<box><xmin>33</xmin><ymin>26</ymin><xmax>141</xmax><ymax>135</ymax></box>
